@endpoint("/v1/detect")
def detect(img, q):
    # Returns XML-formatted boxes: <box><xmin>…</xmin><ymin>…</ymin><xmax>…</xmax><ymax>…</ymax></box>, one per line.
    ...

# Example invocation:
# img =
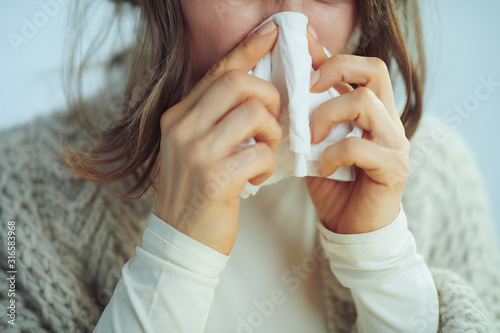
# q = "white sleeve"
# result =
<box><xmin>93</xmin><ymin>213</ymin><xmax>230</xmax><ymax>333</ymax></box>
<box><xmin>316</xmin><ymin>203</ymin><xmax>439</xmax><ymax>333</ymax></box>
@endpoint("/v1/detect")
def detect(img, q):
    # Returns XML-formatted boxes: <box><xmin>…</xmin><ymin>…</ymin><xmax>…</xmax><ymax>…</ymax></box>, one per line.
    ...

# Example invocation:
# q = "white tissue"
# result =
<box><xmin>239</xmin><ymin>12</ymin><xmax>363</xmax><ymax>199</ymax></box>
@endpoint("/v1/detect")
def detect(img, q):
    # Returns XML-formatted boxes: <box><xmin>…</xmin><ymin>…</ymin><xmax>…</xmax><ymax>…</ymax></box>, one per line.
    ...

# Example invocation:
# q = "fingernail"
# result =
<box><xmin>257</xmin><ymin>21</ymin><xmax>277</xmax><ymax>36</ymax></box>
<box><xmin>310</xmin><ymin>69</ymin><xmax>321</xmax><ymax>89</ymax></box>
<box><xmin>307</xmin><ymin>25</ymin><xmax>318</xmax><ymax>40</ymax></box>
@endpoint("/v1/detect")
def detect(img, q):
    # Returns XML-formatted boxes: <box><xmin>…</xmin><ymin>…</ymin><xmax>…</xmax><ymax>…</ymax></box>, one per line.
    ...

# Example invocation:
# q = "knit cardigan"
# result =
<box><xmin>1</xmin><ymin>95</ymin><xmax>499</xmax><ymax>332</ymax></box>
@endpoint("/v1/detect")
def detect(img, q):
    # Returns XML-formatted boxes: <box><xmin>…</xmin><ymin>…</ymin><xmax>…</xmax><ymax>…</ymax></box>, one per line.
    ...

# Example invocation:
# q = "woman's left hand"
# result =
<box><xmin>305</xmin><ymin>34</ymin><xmax>411</xmax><ymax>234</ymax></box>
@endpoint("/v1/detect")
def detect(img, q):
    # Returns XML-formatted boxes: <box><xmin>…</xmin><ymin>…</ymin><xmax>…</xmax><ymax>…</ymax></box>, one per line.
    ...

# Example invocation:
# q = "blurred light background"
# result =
<box><xmin>1</xmin><ymin>1</ymin><xmax>499</xmax><ymax>240</ymax></box>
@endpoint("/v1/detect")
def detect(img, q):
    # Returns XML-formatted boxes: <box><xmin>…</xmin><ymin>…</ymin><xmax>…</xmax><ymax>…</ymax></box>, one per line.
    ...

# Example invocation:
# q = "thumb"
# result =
<box><xmin>307</xmin><ymin>25</ymin><xmax>328</xmax><ymax>70</ymax></box>
<box><xmin>184</xmin><ymin>20</ymin><xmax>279</xmax><ymax>110</ymax></box>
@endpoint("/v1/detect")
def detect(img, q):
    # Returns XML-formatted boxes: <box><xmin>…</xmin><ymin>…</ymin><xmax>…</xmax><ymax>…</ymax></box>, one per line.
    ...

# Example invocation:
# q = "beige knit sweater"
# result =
<box><xmin>1</xmin><ymin>94</ymin><xmax>500</xmax><ymax>332</ymax></box>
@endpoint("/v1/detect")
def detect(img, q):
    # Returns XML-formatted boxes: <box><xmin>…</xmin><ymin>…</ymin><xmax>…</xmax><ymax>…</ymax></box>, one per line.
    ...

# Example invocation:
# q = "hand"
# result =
<box><xmin>154</xmin><ymin>21</ymin><xmax>282</xmax><ymax>255</ymax></box>
<box><xmin>305</xmin><ymin>35</ymin><xmax>411</xmax><ymax>234</ymax></box>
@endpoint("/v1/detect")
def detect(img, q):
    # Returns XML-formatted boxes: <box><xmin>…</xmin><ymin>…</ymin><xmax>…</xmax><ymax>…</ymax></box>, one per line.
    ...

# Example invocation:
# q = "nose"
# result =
<box><xmin>263</xmin><ymin>0</ymin><xmax>311</xmax><ymax>18</ymax></box>
<box><xmin>275</xmin><ymin>0</ymin><xmax>307</xmax><ymax>12</ymax></box>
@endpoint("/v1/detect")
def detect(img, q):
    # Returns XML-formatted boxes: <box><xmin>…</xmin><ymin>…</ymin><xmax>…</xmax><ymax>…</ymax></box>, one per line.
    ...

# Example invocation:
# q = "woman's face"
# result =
<box><xmin>180</xmin><ymin>0</ymin><xmax>358</xmax><ymax>83</ymax></box>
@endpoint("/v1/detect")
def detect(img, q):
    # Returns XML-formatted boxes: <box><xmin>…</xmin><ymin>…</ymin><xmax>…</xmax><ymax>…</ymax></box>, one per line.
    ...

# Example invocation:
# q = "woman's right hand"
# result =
<box><xmin>154</xmin><ymin>21</ymin><xmax>281</xmax><ymax>256</ymax></box>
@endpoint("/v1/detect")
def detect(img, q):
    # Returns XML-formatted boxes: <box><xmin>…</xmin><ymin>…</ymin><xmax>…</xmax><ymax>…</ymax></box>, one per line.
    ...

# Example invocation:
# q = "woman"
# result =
<box><xmin>1</xmin><ymin>0</ymin><xmax>499</xmax><ymax>332</ymax></box>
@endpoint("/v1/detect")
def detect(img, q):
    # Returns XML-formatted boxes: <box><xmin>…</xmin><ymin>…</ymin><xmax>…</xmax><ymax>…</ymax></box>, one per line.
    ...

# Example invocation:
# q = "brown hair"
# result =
<box><xmin>61</xmin><ymin>0</ymin><xmax>425</xmax><ymax>200</ymax></box>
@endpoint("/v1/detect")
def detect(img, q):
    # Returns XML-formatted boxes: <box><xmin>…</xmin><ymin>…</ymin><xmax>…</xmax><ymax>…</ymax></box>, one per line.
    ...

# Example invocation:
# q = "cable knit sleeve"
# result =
<box><xmin>0</xmin><ymin>108</ymin><xmax>157</xmax><ymax>332</ymax></box>
<box><xmin>401</xmin><ymin>115</ymin><xmax>500</xmax><ymax>331</ymax></box>
<box><xmin>94</xmin><ymin>213</ymin><xmax>230</xmax><ymax>332</ymax></box>
<box><xmin>317</xmin><ymin>203</ymin><xmax>439</xmax><ymax>333</ymax></box>
<box><xmin>0</xmin><ymin>119</ymin><xmax>98</xmax><ymax>332</ymax></box>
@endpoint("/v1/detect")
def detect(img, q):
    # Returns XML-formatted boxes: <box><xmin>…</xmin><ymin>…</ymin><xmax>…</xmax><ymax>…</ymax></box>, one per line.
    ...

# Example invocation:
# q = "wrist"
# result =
<box><xmin>322</xmin><ymin>201</ymin><xmax>402</xmax><ymax>235</ymax></box>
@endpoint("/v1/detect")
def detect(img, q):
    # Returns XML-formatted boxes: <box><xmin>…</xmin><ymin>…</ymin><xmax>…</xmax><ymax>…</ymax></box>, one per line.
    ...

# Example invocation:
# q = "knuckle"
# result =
<box><xmin>207</xmin><ymin>58</ymin><xmax>228</xmax><ymax>79</ymax></box>
<box><xmin>261</xmin><ymin>116</ymin><xmax>283</xmax><ymax>143</ymax></box>
<box><xmin>341</xmin><ymin>137</ymin><xmax>358</xmax><ymax>158</ymax></box>
<box><xmin>270</xmin><ymin>118</ymin><xmax>283</xmax><ymax>140</ymax></box>
<box><xmin>255</xmin><ymin>142</ymin><xmax>274</xmax><ymax>161</ymax></box>
<box><xmin>315</xmin><ymin>105</ymin><xmax>329</xmax><ymax>123</ymax></box>
<box><xmin>266</xmin><ymin>83</ymin><xmax>281</xmax><ymax>114</ymax></box>
<box><xmin>160</xmin><ymin>104</ymin><xmax>181</xmax><ymax>134</ymax></box>
<box><xmin>329</xmin><ymin>54</ymin><xmax>345</xmax><ymax>67</ymax></box>
<box><xmin>269</xmin><ymin>83</ymin><xmax>280</xmax><ymax>101</ymax></box>
<box><xmin>222</xmin><ymin>69</ymin><xmax>246</xmax><ymax>89</ymax></box>
<box><xmin>393</xmin><ymin>151</ymin><xmax>411</xmax><ymax>179</ymax></box>
<box><xmin>268</xmin><ymin>154</ymin><xmax>277</xmax><ymax>171</ymax></box>
<box><xmin>370</xmin><ymin>57</ymin><xmax>389</xmax><ymax>76</ymax></box>
<box><xmin>399</xmin><ymin>135</ymin><xmax>411</xmax><ymax>156</ymax></box>
<box><xmin>401</xmin><ymin>123</ymin><xmax>407</xmax><ymax>135</ymax></box>
<box><xmin>356</xmin><ymin>86</ymin><xmax>377</xmax><ymax>106</ymax></box>
<box><xmin>400</xmin><ymin>122</ymin><xmax>407</xmax><ymax>137</ymax></box>
<box><xmin>240</xmin><ymin>36</ymin><xmax>259</xmax><ymax>58</ymax></box>
<box><xmin>400</xmin><ymin>136</ymin><xmax>411</xmax><ymax>154</ymax></box>
<box><xmin>245</xmin><ymin>99</ymin><xmax>268</xmax><ymax>122</ymax></box>
<box><xmin>160</xmin><ymin>112</ymin><xmax>171</xmax><ymax>134</ymax></box>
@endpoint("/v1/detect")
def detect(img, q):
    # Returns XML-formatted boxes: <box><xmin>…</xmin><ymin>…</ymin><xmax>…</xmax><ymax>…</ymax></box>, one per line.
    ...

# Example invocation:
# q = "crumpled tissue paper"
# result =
<box><xmin>239</xmin><ymin>12</ymin><xmax>363</xmax><ymax>199</ymax></box>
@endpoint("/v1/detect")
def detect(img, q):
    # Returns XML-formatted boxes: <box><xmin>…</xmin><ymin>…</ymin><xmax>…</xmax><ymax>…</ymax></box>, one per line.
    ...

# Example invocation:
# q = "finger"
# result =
<box><xmin>221</xmin><ymin>142</ymin><xmax>276</xmax><ymax>187</ymax></box>
<box><xmin>203</xmin><ymin>98</ymin><xmax>282</xmax><ymax>160</ymax></box>
<box><xmin>319</xmin><ymin>137</ymin><xmax>410</xmax><ymax>186</ymax></box>
<box><xmin>310</xmin><ymin>55</ymin><xmax>399</xmax><ymax>126</ymax></box>
<box><xmin>181</xmin><ymin>72</ymin><xmax>280</xmax><ymax>142</ymax></box>
<box><xmin>305</xmin><ymin>28</ymin><xmax>354</xmax><ymax>97</ymax></box>
<box><xmin>332</xmin><ymin>82</ymin><xmax>354</xmax><ymax>95</ymax></box>
<box><xmin>184</xmin><ymin>21</ymin><xmax>279</xmax><ymax>111</ymax></box>
<box><xmin>310</xmin><ymin>87</ymin><xmax>403</xmax><ymax>149</ymax></box>
<box><xmin>307</xmin><ymin>25</ymin><xmax>328</xmax><ymax>70</ymax></box>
